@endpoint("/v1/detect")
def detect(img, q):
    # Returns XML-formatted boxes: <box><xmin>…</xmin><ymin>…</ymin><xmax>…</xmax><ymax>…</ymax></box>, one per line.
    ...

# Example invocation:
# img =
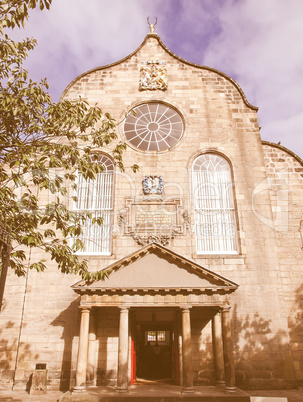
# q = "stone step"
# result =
<box><xmin>250</xmin><ymin>398</ymin><xmax>288</xmax><ymax>402</ymax></box>
<box><xmin>59</xmin><ymin>386</ymin><xmax>251</xmax><ymax>402</ymax></box>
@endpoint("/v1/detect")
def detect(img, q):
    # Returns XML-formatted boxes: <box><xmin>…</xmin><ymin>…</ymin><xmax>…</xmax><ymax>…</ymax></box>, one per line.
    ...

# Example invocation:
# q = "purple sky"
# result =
<box><xmin>8</xmin><ymin>0</ymin><xmax>303</xmax><ymax>158</ymax></box>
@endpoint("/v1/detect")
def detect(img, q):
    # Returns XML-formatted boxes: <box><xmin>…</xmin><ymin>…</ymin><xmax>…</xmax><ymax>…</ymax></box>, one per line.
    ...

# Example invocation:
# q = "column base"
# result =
<box><xmin>181</xmin><ymin>387</ymin><xmax>195</xmax><ymax>394</ymax></box>
<box><xmin>116</xmin><ymin>387</ymin><xmax>129</xmax><ymax>393</ymax></box>
<box><xmin>72</xmin><ymin>386</ymin><xmax>86</xmax><ymax>394</ymax></box>
<box><xmin>216</xmin><ymin>380</ymin><xmax>225</xmax><ymax>387</ymax></box>
<box><xmin>86</xmin><ymin>379</ymin><xmax>96</xmax><ymax>388</ymax></box>
<box><xmin>224</xmin><ymin>386</ymin><xmax>237</xmax><ymax>393</ymax></box>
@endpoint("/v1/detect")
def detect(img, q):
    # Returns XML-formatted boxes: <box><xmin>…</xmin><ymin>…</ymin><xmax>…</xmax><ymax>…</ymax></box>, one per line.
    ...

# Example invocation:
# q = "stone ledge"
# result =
<box><xmin>59</xmin><ymin>385</ymin><xmax>250</xmax><ymax>401</ymax></box>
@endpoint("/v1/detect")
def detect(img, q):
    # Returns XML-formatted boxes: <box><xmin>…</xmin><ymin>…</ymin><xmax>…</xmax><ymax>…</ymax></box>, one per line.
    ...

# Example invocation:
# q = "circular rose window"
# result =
<box><xmin>124</xmin><ymin>103</ymin><xmax>184</xmax><ymax>152</ymax></box>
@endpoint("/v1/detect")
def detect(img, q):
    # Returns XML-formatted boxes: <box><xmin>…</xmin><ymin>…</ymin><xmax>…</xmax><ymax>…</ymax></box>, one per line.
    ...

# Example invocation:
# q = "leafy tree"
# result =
<box><xmin>0</xmin><ymin>0</ymin><xmax>138</xmax><ymax>290</ymax></box>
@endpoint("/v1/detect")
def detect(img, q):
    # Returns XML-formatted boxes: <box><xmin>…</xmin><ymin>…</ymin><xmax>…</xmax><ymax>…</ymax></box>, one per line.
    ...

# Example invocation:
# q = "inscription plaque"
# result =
<box><xmin>136</xmin><ymin>208</ymin><xmax>173</xmax><ymax>227</ymax></box>
<box><xmin>119</xmin><ymin>198</ymin><xmax>189</xmax><ymax>246</ymax></box>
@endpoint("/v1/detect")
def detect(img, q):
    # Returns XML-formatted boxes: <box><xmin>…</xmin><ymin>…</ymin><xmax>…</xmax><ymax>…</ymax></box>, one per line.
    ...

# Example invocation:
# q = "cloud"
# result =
<box><xmin>152</xmin><ymin>0</ymin><xmax>303</xmax><ymax>157</ymax></box>
<box><xmin>6</xmin><ymin>0</ymin><xmax>303</xmax><ymax>157</ymax></box>
<box><xmin>200</xmin><ymin>0</ymin><xmax>303</xmax><ymax>157</ymax></box>
<box><xmin>9</xmin><ymin>0</ymin><xmax>160</xmax><ymax>100</ymax></box>
<box><xmin>262</xmin><ymin>111</ymin><xmax>303</xmax><ymax>148</ymax></box>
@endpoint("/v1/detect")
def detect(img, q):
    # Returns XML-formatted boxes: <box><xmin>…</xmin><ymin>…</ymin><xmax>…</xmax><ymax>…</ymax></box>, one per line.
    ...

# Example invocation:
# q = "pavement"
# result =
<box><xmin>0</xmin><ymin>388</ymin><xmax>303</xmax><ymax>402</ymax></box>
<box><xmin>0</xmin><ymin>390</ymin><xmax>62</xmax><ymax>401</ymax></box>
<box><xmin>248</xmin><ymin>390</ymin><xmax>303</xmax><ymax>402</ymax></box>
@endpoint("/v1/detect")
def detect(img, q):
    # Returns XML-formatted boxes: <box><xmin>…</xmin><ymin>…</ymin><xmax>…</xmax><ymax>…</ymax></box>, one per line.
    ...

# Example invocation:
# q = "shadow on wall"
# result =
<box><xmin>232</xmin><ymin>304</ymin><xmax>297</xmax><ymax>390</ymax></box>
<box><xmin>96</xmin><ymin>307</ymin><xmax>119</xmax><ymax>386</ymax></box>
<box><xmin>8</xmin><ymin>286</ymin><xmax>299</xmax><ymax>392</ymax></box>
<box><xmin>0</xmin><ymin>320</ymin><xmax>39</xmax><ymax>390</ymax></box>
<box><xmin>288</xmin><ymin>284</ymin><xmax>303</xmax><ymax>388</ymax></box>
<box><xmin>193</xmin><ymin>294</ymin><xmax>302</xmax><ymax>391</ymax></box>
<box><xmin>51</xmin><ymin>297</ymin><xmax>80</xmax><ymax>391</ymax></box>
<box><xmin>192</xmin><ymin>308</ymin><xmax>217</xmax><ymax>386</ymax></box>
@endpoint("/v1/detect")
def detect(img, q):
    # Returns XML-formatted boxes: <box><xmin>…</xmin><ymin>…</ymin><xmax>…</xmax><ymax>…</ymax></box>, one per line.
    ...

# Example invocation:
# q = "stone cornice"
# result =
<box><xmin>73</xmin><ymin>286</ymin><xmax>236</xmax><ymax>295</ymax></box>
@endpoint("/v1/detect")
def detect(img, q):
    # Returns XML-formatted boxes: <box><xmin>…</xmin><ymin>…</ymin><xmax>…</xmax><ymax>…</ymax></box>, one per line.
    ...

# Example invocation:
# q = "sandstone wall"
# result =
<box><xmin>1</xmin><ymin>33</ymin><xmax>302</xmax><ymax>390</ymax></box>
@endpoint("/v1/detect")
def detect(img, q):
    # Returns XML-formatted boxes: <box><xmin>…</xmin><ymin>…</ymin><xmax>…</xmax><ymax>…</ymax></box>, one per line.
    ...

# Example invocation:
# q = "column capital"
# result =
<box><xmin>119</xmin><ymin>306</ymin><xmax>130</xmax><ymax>312</ymax></box>
<box><xmin>79</xmin><ymin>306</ymin><xmax>91</xmax><ymax>313</ymax></box>
<box><xmin>180</xmin><ymin>305</ymin><xmax>192</xmax><ymax>312</ymax></box>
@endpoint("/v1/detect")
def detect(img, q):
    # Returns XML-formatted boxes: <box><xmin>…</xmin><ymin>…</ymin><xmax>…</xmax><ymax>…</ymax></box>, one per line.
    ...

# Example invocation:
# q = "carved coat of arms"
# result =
<box><xmin>139</xmin><ymin>61</ymin><xmax>167</xmax><ymax>91</ymax></box>
<box><xmin>142</xmin><ymin>175</ymin><xmax>164</xmax><ymax>197</ymax></box>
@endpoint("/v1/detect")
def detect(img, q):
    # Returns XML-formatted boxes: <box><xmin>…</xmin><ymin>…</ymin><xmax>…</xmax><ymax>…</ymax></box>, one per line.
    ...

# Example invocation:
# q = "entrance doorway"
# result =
<box><xmin>131</xmin><ymin>309</ymin><xmax>179</xmax><ymax>384</ymax></box>
<box><xmin>137</xmin><ymin>324</ymin><xmax>173</xmax><ymax>380</ymax></box>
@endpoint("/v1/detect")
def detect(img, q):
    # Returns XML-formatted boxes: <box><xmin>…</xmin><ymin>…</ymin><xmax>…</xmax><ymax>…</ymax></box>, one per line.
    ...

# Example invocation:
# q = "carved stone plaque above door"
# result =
<box><xmin>118</xmin><ymin>198</ymin><xmax>189</xmax><ymax>246</ymax></box>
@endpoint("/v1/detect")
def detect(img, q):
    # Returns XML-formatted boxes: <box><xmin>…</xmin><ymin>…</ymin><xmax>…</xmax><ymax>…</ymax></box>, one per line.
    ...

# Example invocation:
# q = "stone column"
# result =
<box><xmin>221</xmin><ymin>307</ymin><xmax>236</xmax><ymax>393</ymax></box>
<box><xmin>178</xmin><ymin>313</ymin><xmax>183</xmax><ymax>386</ymax></box>
<box><xmin>116</xmin><ymin>307</ymin><xmax>129</xmax><ymax>393</ymax></box>
<box><xmin>181</xmin><ymin>307</ymin><xmax>194</xmax><ymax>394</ymax></box>
<box><xmin>212</xmin><ymin>311</ymin><xmax>225</xmax><ymax>386</ymax></box>
<box><xmin>87</xmin><ymin>310</ymin><xmax>96</xmax><ymax>386</ymax></box>
<box><xmin>74</xmin><ymin>307</ymin><xmax>90</xmax><ymax>391</ymax></box>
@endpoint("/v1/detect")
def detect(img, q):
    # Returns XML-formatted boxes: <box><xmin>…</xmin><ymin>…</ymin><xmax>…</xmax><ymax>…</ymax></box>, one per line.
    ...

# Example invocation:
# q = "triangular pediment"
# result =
<box><xmin>72</xmin><ymin>243</ymin><xmax>238</xmax><ymax>295</ymax></box>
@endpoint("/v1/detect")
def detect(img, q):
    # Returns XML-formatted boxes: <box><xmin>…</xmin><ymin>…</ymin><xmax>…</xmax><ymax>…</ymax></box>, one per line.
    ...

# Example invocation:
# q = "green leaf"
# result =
<box><xmin>0</xmin><ymin>1</ymin><xmax>134</xmax><ymax>283</ymax></box>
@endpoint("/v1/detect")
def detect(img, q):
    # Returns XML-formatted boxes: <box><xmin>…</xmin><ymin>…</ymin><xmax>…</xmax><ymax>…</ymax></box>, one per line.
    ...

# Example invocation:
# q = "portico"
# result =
<box><xmin>72</xmin><ymin>243</ymin><xmax>239</xmax><ymax>395</ymax></box>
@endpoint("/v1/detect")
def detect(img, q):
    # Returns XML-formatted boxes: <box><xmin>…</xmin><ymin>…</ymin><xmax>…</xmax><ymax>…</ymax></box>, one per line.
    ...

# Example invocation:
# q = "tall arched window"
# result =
<box><xmin>74</xmin><ymin>154</ymin><xmax>114</xmax><ymax>255</ymax></box>
<box><xmin>192</xmin><ymin>154</ymin><xmax>238</xmax><ymax>254</ymax></box>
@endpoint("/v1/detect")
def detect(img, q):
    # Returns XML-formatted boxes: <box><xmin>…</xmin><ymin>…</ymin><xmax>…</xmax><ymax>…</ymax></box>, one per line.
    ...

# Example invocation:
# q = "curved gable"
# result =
<box><xmin>61</xmin><ymin>33</ymin><xmax>257</xmax><ymax>111</ymax></box>
<box><xmin>262</xmin><ymin>141</ymin><xmax>303</xmax><ymax>168</ymax></box>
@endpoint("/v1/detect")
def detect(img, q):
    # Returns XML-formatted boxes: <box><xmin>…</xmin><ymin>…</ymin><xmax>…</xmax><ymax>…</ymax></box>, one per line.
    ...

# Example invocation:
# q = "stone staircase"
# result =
<box><xmin>59</xmin><ymin>384</ymin><xmax>251</xmax><ymax>402</ymax></box>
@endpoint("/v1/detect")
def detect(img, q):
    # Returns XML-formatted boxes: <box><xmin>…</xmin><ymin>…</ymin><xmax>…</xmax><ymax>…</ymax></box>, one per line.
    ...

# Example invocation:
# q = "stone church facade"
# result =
<box><xmin>0</xmin><ymin>30</ymin><xmax>303</xmax><ymax>393</ymax></box>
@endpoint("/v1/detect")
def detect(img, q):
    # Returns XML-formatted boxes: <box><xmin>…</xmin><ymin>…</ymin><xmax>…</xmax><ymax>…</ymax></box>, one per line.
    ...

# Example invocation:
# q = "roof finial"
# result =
<box><xmin>147</xmin><ymin>17</ymin><xmax>157</xmax><ymax>33</ymax></box>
